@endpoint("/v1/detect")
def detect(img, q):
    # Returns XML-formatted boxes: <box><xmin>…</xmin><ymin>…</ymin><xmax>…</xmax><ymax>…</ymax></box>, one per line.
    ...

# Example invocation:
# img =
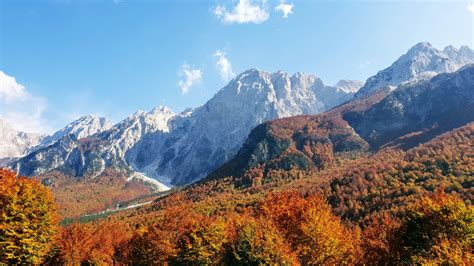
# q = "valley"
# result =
<box><xmin>1</xmin><ymin>41</ymin><xmax>473</xmax><ymax>264</ymax></box>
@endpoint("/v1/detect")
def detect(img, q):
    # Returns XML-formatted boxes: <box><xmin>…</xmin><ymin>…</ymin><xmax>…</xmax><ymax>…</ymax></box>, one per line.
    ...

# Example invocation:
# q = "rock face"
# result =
<box><xmin>0</xmin><ymin>119</ymin><xmax>45</xmax><ymax>162</ymax></box>
<box><xmin>11</xmin><ymin>70</ymin><xmax>356</xmax><ymax>186</ymax></box>
<box><xmin>355</xmin><ymin>42</ymin><xmax>474</xmax><ymax>97</ymax></box>
<box><xmin>209</xmin><ymin>65</ymin><xmax>474</xmax><ymax>181</ymax></box>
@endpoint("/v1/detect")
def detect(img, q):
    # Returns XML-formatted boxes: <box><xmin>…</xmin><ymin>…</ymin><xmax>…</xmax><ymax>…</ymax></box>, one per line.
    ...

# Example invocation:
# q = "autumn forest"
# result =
<box><xmin>1</xmin><ymin>2</ymin><xmax>474</xmax><ymax>264</ymax></box>
<box><xmin>1</xmin><ymin>122</ymin><xmax>473</xmax><ymax>265</ymax></box>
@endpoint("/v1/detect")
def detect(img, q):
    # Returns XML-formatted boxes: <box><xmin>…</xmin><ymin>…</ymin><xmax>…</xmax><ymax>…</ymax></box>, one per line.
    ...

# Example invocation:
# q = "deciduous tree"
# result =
<box><xmin>0</xmin><ymin>169</ymin><xmax>59</xmax><ymax>264</ymax></box>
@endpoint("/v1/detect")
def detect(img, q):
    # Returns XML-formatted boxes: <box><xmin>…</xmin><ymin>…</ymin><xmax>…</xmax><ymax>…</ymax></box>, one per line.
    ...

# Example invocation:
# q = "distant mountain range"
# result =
<box><xmin>7</xmin><ymin>70</ymin><xmax>358</xmax><ymax>187</ymax></box>
<box><xmin>0</xmin><ymin>119</ymin><xmax>44</xmax><ymax>162</ymax></box>
<box><xmin>2</xmin><ymin>42</ymin><xmax>473</xmax><ymax>189</ymax></box>
<box><xmin>0</xmin><ymin>116</ymin><xmax>112</xmax><ymax>159</ymax></box>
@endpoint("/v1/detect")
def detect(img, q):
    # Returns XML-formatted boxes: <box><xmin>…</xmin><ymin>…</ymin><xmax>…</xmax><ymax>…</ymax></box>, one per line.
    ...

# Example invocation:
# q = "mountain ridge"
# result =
<box><xmin>5</xmin><ymin>42</ymin><xmax>474</xmax><ymax>188</ymax></box>
<box><xmin>10</xmin><ymin>69</ymin><xmax>357</xmax><ymax>186</ymax></box>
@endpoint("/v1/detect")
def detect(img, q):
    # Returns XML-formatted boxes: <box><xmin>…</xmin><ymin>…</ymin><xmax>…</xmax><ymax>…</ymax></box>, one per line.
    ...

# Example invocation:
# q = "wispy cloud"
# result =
<box><xmin>214</xmin><ymin>50</ymin><xmax>235</xmax><ymax>81</ymax></box>
<box><xmin>275</xmin><ymin>1</ymin><xmax>294</xmax><ymax>18</ymax></box>
<box><xmin>468</xmin><ymin>2</ymin><xmax>474</xmax><ymax>13</ymax></box>
<box><xmin>178</xmin><ymin>63</ymin><xmax>203</xmax><ymax>94</ymax></box>
<box><xmin>0</xmin><ymin>71</ymin><xmax>52</xmax><ymax>133</ymax></box>
<box><xmin>358</xmin><ymin>60</ymin><xmax>372</xmax><ymax>69</ymax></box>
<box><xmin>214</xmin><ymin>0</ymin><xmax>269</xmax><ymax>24</ymax></box>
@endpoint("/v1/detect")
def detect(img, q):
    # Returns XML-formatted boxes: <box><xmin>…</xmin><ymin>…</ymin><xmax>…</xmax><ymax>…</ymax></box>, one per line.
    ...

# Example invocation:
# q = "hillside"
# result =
<box><xmin>101</xmin><ymin>122</ymin><xmax>473</xmax><ymax>225</ymax></box>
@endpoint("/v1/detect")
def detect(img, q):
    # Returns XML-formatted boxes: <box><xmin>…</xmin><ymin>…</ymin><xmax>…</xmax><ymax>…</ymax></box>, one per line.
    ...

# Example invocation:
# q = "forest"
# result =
<box><xmin>1</xmin><ymin>124</ymin><xmax>473</xmax><ymax>265</ymax></box>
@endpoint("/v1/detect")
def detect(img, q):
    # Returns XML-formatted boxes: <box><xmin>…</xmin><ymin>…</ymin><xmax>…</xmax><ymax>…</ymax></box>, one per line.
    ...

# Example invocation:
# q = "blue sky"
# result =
<box><xmin>1</xmin><ymin>0</ymin><xmax>473</xmax><ymax>133</ymax></box>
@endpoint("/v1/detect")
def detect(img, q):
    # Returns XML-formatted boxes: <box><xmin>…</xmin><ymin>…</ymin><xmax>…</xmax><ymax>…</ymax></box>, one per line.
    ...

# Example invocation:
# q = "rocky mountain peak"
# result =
<box><xmin>406</xmin><ymin>41</ymin><xmax>433</xmax><ymax>54</ymax></box>
<box><xmin>42</xmin><ymin>115</ymin><xmax>113</xmax><ymax>146</ymax></box>
<box><xmin>356</xmin><ymin>43</ymin><xmax>474</xmax><ymax>97</ymax></box>
<box><xmin>335</xmin><ymin>80</ymin><xmax>364</xmax><ymax>93</ymax></box>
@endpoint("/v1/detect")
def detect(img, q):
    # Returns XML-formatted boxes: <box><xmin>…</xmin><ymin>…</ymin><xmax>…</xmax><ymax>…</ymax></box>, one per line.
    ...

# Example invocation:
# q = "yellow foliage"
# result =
<box><xmin>0</xmin><ymin>168</ymin><xmax>59</xmax><ymax>264</ymax></box>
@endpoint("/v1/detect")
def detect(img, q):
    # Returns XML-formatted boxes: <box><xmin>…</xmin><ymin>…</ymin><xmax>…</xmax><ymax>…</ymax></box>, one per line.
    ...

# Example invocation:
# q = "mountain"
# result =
<box><xmin>355</xmin><ymin>42</ymin><xmax>474</xmax><ymax>97</ymax></box>
<box><xmin>9</xmin><ymin>43</ymin><xmax>472</xmax><ymax>187</ymax></box>
<box><xmin>334</xmin><ymin>79</ymin><xmax>363</xmax><ymax>93</ymax></box>
<box><xmin>11</xmin><ymin>70</ymin><xmax>356</xmax><ymax>186</ymax></box>
<box><xmin>13</xmin><ymin>107</ymin><xmax>175</xmax><ymax>181</ymax></box>
<box><xmin>0</xmin><ymin>115</ymin><xmax>112</xmax><ymax>166</ymax></box>
<box><xmin>154</xmin><ymin>69</ymin><xmax>358</xmax><ymax>185</ymax></box>
<box><xmin>41</xmin><ymin>115</ymin><xmax>112</xmax><ymax>146</ymax></box>
<box><xmin>0</xmin><ymin>119</ymin><xmax>45</xmax><ymax>163</ymax></box>
<box><xmin>208</xmin><ymin>65</ymin><xmax>474</xmax><ymax>182</ymax></box>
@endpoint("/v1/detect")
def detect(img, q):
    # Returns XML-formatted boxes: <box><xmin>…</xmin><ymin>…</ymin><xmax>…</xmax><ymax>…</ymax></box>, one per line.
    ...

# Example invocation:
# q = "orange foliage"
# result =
<box><xmin>54</xmin><ymin>221</ymin><xmax>131</xmax><ymax>265</ymax></box>
<box><xmin>259</xmin><ymin>191</ymin><xmax>361</xmax><ymax>264</ymax></box>
<box><xmin>36</xmin><ymin>169</ymin><xmax>153</xmax><ymax>219</ymax></box>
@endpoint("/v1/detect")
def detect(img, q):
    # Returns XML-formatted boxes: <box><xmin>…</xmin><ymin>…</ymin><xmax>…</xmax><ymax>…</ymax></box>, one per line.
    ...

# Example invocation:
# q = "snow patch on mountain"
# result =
<box><xmin>127</xmin><ymin>172</ymin><xmax>170</xmax><ymax>191</ymax></box>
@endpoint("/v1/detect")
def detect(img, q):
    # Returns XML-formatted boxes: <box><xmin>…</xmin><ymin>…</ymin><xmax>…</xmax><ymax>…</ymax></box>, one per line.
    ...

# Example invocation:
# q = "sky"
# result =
<box><xmin>1</xmin><ymin>0</ymin><xmax>473</xmax><ymax>134</ymax></box>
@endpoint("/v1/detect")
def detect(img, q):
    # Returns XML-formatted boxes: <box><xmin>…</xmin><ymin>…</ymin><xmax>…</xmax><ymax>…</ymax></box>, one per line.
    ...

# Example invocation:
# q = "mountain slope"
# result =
<box><xmin>355</xmin><ymin>43</ymin><xmax>474</xmax><ymax>97</ymax></box>
<box><xmin>345</xmin><ymin>64</ymin><xmax>474</xmax><ymax>148</ymax></box>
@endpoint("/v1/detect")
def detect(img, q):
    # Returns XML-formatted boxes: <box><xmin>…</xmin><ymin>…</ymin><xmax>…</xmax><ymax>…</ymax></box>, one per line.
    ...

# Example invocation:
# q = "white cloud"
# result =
<box><xmin>0</xmin><ymin>71</ymin><xmax>52</xmax><ymax>133</ymax></box>
<box><xmin>178</xmin><ymin>63</ymin><xmax>203</xmax><ymax>94</ymax></box>
<box><xmin>275</xmin><ymin>1</ymin><xmax>294</xmax><ymax>18</ymax></box>
<box><xmin>468</xmin><ymin>2</ymin><xmax>474</xmax><ymax>13</ymax></box>
<box><xmin>214</xmin><ymin>50</ymin><xmax>235</xmax><ymax>81</ymax></box>
<box><xmin>0</xmin><ymin>71</ymin><xmax>29</xmax><ymax>103</ymax></box>
<box><xmin>214</xmin><ymin>0</ymin><xmax>269</xmax><ymax>24</ymax></box>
